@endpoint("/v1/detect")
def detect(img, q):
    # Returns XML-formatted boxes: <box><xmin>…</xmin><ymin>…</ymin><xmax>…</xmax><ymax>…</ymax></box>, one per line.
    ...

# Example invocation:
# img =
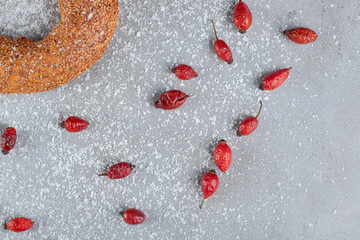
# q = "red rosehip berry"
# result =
<box><xmin>259</xmin><ymin>68</ymin><xmax>292</xmax><ymax>91</ymax></box>
<box><xmin>238</xmin><ymin>100</ymin><xmax>262</xmax><ymax>136</ymax></box>
<box><xmin>60</xmin><ymin>116</ymin><xmax>89</xmax><ymax>132</ymax></box>
<box><xmin>155</xmin><ymin>90</ymin><xmax>189</xmax><ymax>110</ymax></box>
<box><xmin>122</xmin><ymin>208</ymin><xmax>145</xmax><ymax>225</ymax></box>
<box><xmin>284</xmin><ymin>28</ymin><xmax>318</xmax><ymax>44</ymax></box>
<box><xmin>1</xmin><ymin>127</ymin><xmax>17</xmax><ymax>155</ymax></box>
<box><xmin>213</xmin><ymin>140</ymin><xmax>232</xmax><ymax>172</ymax></box>
<box><xmin>200</xmin><ymin>169</ymin><xmax>219</xmax><ymax>209</ymax></box>
<box><xmin>233</xmin><ymin>0</ymin><xmax>252</xmax><ymax>34</ymax></box>
<box><xmin>98</xmin><ymin>162</ymin><xmax>135</xmax><ymax>179</ymax></box>
<box><xmin>211</xmin><ymin>20</ymin><xmax>233</xmax><ymax>64</ymax></box>
<box><xmin>172</xmin><ymin>65</ymin><xmax>198</xmax><ymax>80</ymax></box>
<box><xmin>4</xmin><ymin>217</ymin><xmax>34</xmax><ymax>232</ymax></box>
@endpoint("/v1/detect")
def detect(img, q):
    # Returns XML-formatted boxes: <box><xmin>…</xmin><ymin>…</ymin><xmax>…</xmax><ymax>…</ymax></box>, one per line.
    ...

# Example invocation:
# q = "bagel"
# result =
<box><xmin>0</xmin><ymin>0</ymin><xmax>119</xmax><ymax>94</ymax></box>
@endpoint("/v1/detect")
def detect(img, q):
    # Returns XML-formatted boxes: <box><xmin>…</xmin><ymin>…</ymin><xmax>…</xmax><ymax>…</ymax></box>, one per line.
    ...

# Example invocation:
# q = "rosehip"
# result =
<box><xmin>259</xmin><ymin>68</ymin><xmax>292</xmax><ymax>91</ymax></box>
<box><xmin>98</xmin><ymin>162</ymin><xmax>135</xmax><ymax>179</ymax></box>
<box><xmin>172</xmin><ymin>65</ymin><xmax>198</xmax><ymax>80</ymax></box>
<box><xmin>60</xmin><ymin>116</ymin><xmax>89</xmax><ymax>132</ymax></box>
<box><xmin>233</xmin><ymin>0</ymin><xmax>252</xmax><ymax>34</ymax></box>
<box><xmin>238</xmin><ymin>100</ymin><xmax>262</xmax><ymax>136</ymax></box>
<box><xmin>122</xmin><ymin>208</ymin><xmax>145</xmax><ymax>225</ymax></box>
<box><xmin>1</xmin><ymin>127</ymin><xmax>17</xmax><ymax>155</ymax></box>
<box><xmin>4</xmin><ymin>217</ymin><xmax>34</xmax><ymax>232</ymax></box>
<box><xmin>213</xmin><ymin>140</ymin><xmax>232</xmax><ymax>172</ymax></box>
<box><xmin>200</xmin><ymin>169</ymin><xmax>219</xmax><ymax>209</ymax></box>
<box><xmin>211</xmin><ymin>20</ymin><xmax>233</xmax><ymax>64</ymax></box>
<box><xmin>284</xmin><ymin>28</ymin><xmax>318</xmax><ymax>44</ymax></box>
<box><xmin>155</xmin><ymin>90</ymin><xmax>189</xmax><ymax>110</ymax></box>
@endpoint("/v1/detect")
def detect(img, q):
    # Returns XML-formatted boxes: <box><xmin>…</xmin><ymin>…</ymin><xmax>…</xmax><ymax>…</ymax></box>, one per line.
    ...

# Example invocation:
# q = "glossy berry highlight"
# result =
<box><xmin>238</xmin><ymin>101</ymin><xmax>262</xmax><ymax>136</ymax></box>
<box><xmin>1</xmin><ymin>127</ymin><xmax>17</xmax><ymax>155</ymax></box>
<box><xmin>98</xmin><ymin>162</ymin><xmax>135</xmax><ymax>179</ymax></box>
<box><xmin>233</xmin><ymin>0</ymin><xmax>252</xmax><ymax>34</ymax></box>
<box><xmin>213</xmin><ymin>140</ymin><xmax>232</xmax><ymax>172</ymax></box>
<box><xmin>259</xmin><ymin>68</ymin><xmax>292</xmax><ymax>91</ymax></box>
<box><xmin>172</xmin><ymin>65</ymin><xmax>198</xmax><ymax>80</ymax></box>
<box><xmin>4</xmin><ymin>217</ymin><xmax>34</xmax><ymax>232</ymax></box>
<box><xmin>155</xmin><ymin>90</ymin><xmax>189</xmax><ymax>110</ymax></box>
<box><xmin>60</xmin><ymin>116</ymin><xmax>89</xmax><ymax>132</ymax></box>
<box><xmin>122</xmin><ymin>208</ymin><xmax>145</xmax><ymax>225</ymax></box>
<box><xmin>200</xmin><ymin>169</ymin><xmax>219</xmax><ymax>209</ymax></box>
<box><xmin>284</xmin><ymin>28</ymin><xmax>318</xmax><ymax>44</ymax></box>
<box><xmin>212</xmin><ymin>20</ymin><xmax>233</xmax><ymax>64</ymax></box>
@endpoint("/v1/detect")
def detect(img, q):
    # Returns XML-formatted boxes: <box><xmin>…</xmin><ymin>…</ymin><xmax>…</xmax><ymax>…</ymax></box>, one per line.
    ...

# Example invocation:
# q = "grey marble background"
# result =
<box><xmin>0</xmin><ymin>0</ymin><xmax>359</xmax><ymax>239</ymax></box>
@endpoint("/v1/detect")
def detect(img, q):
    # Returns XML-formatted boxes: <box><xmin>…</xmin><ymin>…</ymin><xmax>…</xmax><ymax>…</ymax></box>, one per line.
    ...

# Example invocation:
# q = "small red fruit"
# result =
<box><xmin>1</xmin><ymin>127</ymin><xmax>17</xmax><ymax>155</ymax></box>
<box><xmin>172</xmin><ymin>65</ymin><xmax>198</xmax><ymax>80</ymax></box>
<box><xmin>259</xmin><ymin>68</ymin><xmax>292</xmax><ymax>91</ymax></box>
<box><xmin>60</xmin><ymin>116</ymin><xmax>89</xmax><ymax>132</ymax></box>
<box><xmin>200</xmin><ymin>169</ymin><xmax>219</xmax><ymax>209</ymax></box>
<box><xmin>233</xmin><ymin>0</ymin><xmax>252</xmax><ymax>34</ymax></box>
<box><xmin>98</xmin><ymin>162</ymin><xmax>135</xmax><ymax>179</ymax></box>
<box><xmin>213</xmin><ymin>140</ymin><xmax>232</xmax><ymax>172</ymax></box>
<box><xmin>284</xmin><ymin>28</ymin><xmax>318</xmax><ymax>44</ymax></box>
<box><xmin>211</xmin><ymin>20</ymin><xmax>233</xmax><ymax>64</ymax></box>
<box><xmin>155</xmin><ymin>90</ymin><xmax>189</xmax><ymax>110</ymax></box>
<box><xmin>122</xmin><ymin>208</ymin><xmax>145</xmax><ymax>225</ymax></box>
<box><xmin>238</xmin><ymin>100</ymin><xmax>262</xmax><ymax>136</ymax></box>
<box><xmin>4</xmin><ymin>217</ymin><xmax>34</xmax><ymax>232</ymax></box>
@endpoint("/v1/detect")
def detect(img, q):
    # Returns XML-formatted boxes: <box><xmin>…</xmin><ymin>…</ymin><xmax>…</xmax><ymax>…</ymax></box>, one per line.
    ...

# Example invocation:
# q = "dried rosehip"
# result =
<box><xmin>1</xmin><ymin>127</ymin><xmax>17</xmax><ymax>155</ymax></box>
<box><xmin>98</xmin><ymin>162</ymin><xmax>135</xmax><ymax>179</ymax></box>
<box><xmin>155</xmin><ymin>90</ymin><xmax>189</xmax><ymax>110</ymax></box>
<box><xmin>122</xmin><ymin>208</ymin><xmax>145</xmax><ymax>225</ymax></box>
<box><xmin>4</xmin><ymin>217</ymin><xmax>34</xmax><ymax>232</ymax></box>
<box><xmin>60</xmin><ymin>116</ymin><xmax>89</xmax><ymax>132</ymax></box>
<box><xmin>284</xmin><ymin>28</ymin><xmax>318</xmax><ymax>44</ymax></box>
<box><xmin>172</xmin><ymin>65</ymin><xmax>198</xmax><ymax>80</ymax></box>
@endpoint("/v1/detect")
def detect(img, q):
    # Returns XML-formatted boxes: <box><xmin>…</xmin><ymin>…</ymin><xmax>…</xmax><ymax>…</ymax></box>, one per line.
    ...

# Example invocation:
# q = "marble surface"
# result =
<box><xmin>0</xmin><ymin>0</ymin><xmax>359</xmax><ymax>239</ymax></box>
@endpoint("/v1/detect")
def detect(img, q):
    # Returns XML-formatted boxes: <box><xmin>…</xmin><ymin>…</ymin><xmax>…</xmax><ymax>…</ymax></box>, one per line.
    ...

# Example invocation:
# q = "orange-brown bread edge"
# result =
<box><xmin>0</xmin><ymin>0</ymin><xmax>119</xmax><ymax>94</ymax></box>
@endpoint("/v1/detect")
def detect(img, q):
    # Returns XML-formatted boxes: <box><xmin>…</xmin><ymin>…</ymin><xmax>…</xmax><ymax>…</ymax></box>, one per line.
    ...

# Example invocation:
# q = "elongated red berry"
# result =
<box><xmin>172</xmin><ymin>65</ymin><xmax>198</xmax><ymax>80</ymax></box>
<box><xmin>155</xmin><ymin>90</ymin><xmax>189</xmax><ymax>110</ymax></box>
<box><xmin>122</xmin><ymin>208</ymin><xmax>145</xmax><ymax>225</ymax></box>
<box><xmin>238</xmin><ymin>101</ymin><xmax>262</xmax><ymax>136</ymax></box>
<box><xmin>4</xmin><ymin>217</ymin><xmax>34</xmax><ymax>232</ymax></box>
<box><xmin>233</xmin><ymin>0</ymin><xmax>252</xmax><ymax>34</ymax></box>
<box><xmin>1</xmin><ymin>127</ymin><xmax>16</xmax><ymax>155</ymax></box>
<box><xmin>98</xmin><ymin>162</ymin><xmax>135</xmax><ymax>179</ymax></box>
<box><xmin>60</xmin><ymin>116</ymin><xmax>89</xmax><ymax>132</ymax></box>
<box><xmin>200</xmin><ymin>169</ymin><xmax>219</xmax><ymax>209</ymax></box>
<box><xmin>213</xmin><ymin>140</ymin><xmax>232</xmax><ymax>172</ymax></box>
<box><xmin>284</xmin><ymin>28</ymin><xmax>318</xmax><ymax>44</ymax></box>
<box><xmin>212</xmin><ymin>20</ymin><xmax>233</xmax><ymax>64</ymax></box>
<box><xmin>259</xmin><ymin>68</ymin><xmax>292</xmax><ymax>91</ymax></box>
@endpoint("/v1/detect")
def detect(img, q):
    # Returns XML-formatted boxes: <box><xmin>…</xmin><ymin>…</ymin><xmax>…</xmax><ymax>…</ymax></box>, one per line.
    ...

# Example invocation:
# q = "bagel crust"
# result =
<box><xmin>0</xmin><ymin>0</ymin><xmax>119</xmax><ymax>94</ymax></box>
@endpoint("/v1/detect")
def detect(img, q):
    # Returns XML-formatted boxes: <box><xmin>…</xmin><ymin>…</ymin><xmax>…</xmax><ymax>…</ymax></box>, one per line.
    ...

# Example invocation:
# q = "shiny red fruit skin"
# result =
<box><xmin>4</xmin><ymin>218</ymin><xmax>34</xmax><ymax>232</ymax></box>
<box><xmin>172</xmin><ymin>65</ymin><xmax>198</xmax><ymax>80</ymax></box>
<box><xmin>233</xmin><ymin>0</ymin><xmax>252</xmax><ymax>33</ymax></box>
<box><xmin>284</xmin><ymin>28</ymin><xmax>317</xmax><ymax>44</ymax></box>
<box><xmin>155</xmin><ymin>90</ymin><xmax>189</xmax><ymax>110</ymax></box>
<box><xmin>201</xmin><ymin>170</ymin><xmax>219</xmax><ymax>199</ymax></box>
<box><xmin>62</xmin><ymin>117</ymin><xmax>89</xmax><ymax>132</ymax></box>
<box><xmin>214</xmin><ymin>40</ymin><xmax>233</xmax><ymax>64</ymax></box>
<box><xmin>260</xmin><ymin>68</ymin><xmax>291</xmax><ymax>91</ymax></box>
<box><xmin>1</xmin><ymin>127</ymin><xmax>16</xmax><ymax>155</ymax></box>
<box><xmin>106</xmin><ymin>162</ymin><xmax>134</xmax><ymax>179</ymax></box>
<box><xmin>238</xmin><ymin>117</ymin><xmax>258</xmax><ymax>136</ymax></box>
<box><xmin>213</xmin><ymin>140</ymin><xmax>232</xmax><ymax>172</ymax></box>
<box><xmin>122</xmin><ymin>209</ymin><xmax>145</xmax><ymax>225</ymax></box>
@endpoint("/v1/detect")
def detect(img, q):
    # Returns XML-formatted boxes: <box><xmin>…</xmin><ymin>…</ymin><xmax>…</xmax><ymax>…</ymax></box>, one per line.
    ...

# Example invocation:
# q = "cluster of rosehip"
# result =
<box><xmin>2</xmin><ymin>118</ymin><xmax>144</xmax><ymax>232</ymax></box>
<box><xmin>1</xmin><ymin>0</ymin><xmax>318</xmax><ymax>233</ymax></box>
<box><xmin>155</xmin><ymin>1</ymin><xmax>317</xmax><ymax>209</ymax></box>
